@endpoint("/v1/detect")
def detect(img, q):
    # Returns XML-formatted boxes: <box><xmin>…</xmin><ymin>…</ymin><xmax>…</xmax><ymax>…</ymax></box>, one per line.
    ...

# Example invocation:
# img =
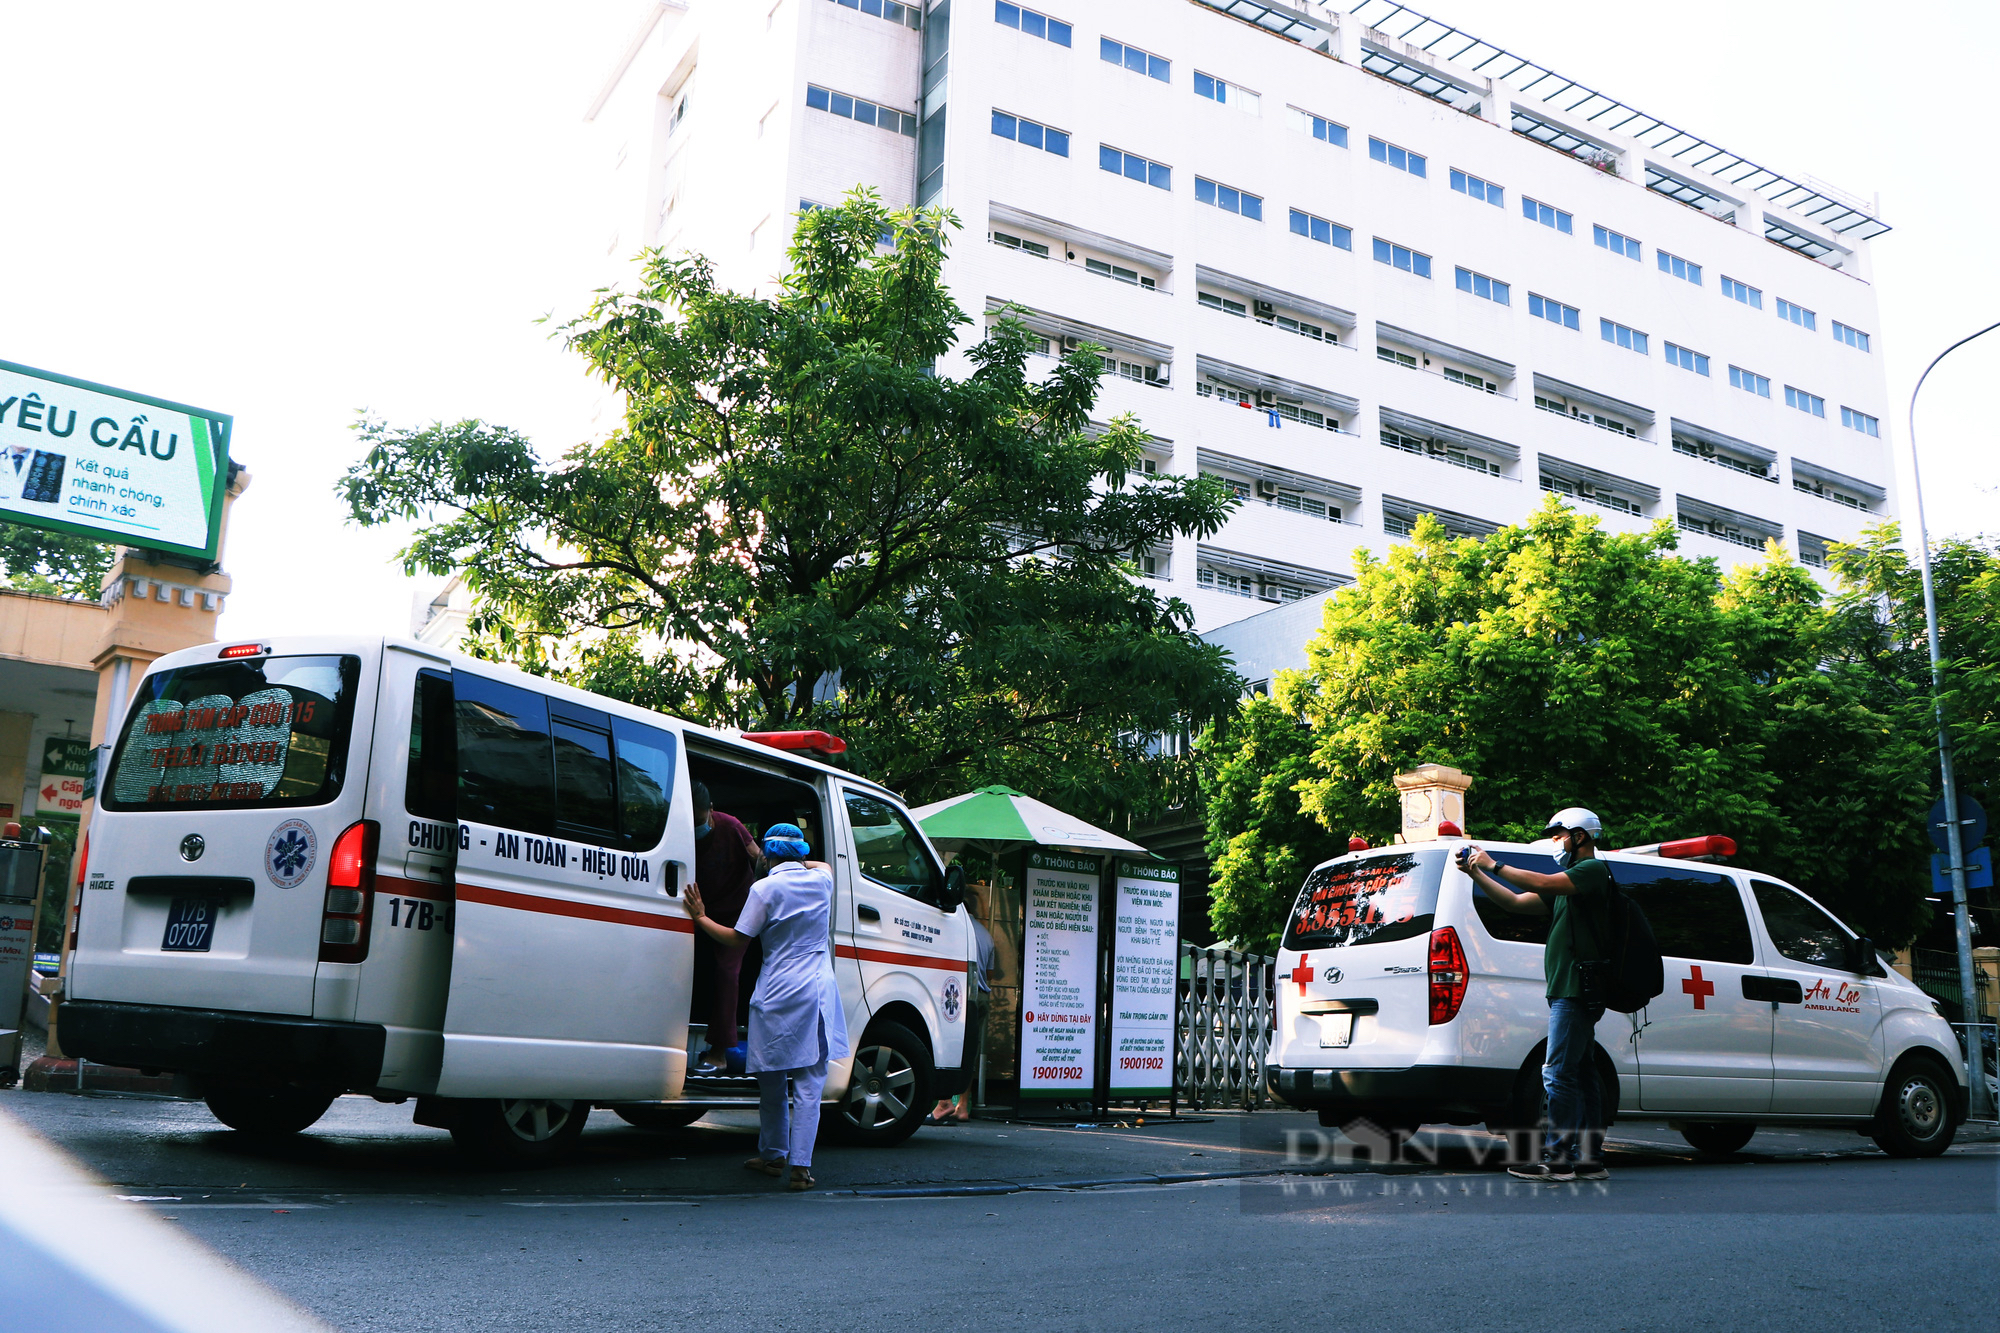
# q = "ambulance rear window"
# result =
<box><xmin>1282</xmin><ymin>851</ymin><xmax>1444</xmax><ymax>950</ymax></box>
<box><xmin>104</xmin><ymin>655</ymin><xmax>361</xmax><ymax>811</ymax></box>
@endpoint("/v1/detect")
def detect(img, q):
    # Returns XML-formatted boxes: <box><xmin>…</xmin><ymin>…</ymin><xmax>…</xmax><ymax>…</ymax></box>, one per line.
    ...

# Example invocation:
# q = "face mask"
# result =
<box><xmin>695</xmin><ymin>821</ymin><xmax>712</xmax><ymax>839</ymax></box>
<box><xmin>1552</xmin><ymin>848</ymin><xmax>1573</xmax><ymax>869</ymax></box>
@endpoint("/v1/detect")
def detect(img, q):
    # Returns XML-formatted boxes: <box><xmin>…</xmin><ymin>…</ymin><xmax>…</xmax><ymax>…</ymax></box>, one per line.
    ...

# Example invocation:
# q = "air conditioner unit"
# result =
<box><xmin>1061</xmin><ymin>335</ymin><xmax>1082</xmax><ymax>352</ymax></box>
<box><xmin>1255</xmin><ymin>479</ymin><xmax>1279</xmax><ymax>498</ymax></box>
<box><xmin>1255</xmin><ymin>389</ymin><xmax>1277</xmax><ymax>407</ymax></box>
<box><xmin>1254</xmin><ymin>299</ymin><xmax>1275</xmax><ymax>319</ymax></box>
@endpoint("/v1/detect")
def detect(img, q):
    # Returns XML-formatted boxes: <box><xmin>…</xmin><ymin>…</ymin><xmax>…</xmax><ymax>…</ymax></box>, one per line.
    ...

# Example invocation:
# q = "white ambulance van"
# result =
<box><xmin>1268</xmin><ymin>836</ymin><xmax>1968</xmax><ymax>1158</ymax></box>
<box><xmin>61</xmin><ymin>637</ymin><xmax>977</xmax><ymax>1162</ymax></box>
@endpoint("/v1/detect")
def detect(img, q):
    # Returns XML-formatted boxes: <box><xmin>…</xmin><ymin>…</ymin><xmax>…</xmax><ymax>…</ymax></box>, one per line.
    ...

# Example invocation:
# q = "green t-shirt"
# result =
<box><xmin>1544</xmin><ymin>855</ymin><xmax>1613</xmax><ymax>999</ymax></box>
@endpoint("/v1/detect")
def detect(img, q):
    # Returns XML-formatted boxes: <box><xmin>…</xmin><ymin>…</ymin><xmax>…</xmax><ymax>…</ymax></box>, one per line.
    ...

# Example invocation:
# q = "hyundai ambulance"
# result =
<box><xmin>60</xmin><ymin>637</ymin><xmax>977</xmax><ymax>1162</ymax></box>
<box><xmin>1269</xmin><ymin>836</ymin><xmax>1967</xmax><ymax>1158</ymax></box>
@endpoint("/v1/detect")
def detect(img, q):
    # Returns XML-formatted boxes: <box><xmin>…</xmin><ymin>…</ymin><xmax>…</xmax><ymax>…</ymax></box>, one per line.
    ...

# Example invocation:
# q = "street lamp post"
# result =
<box><xmin>1906</xmin><ymin>318</ymin><xmax>1999</xmax><ymax>1121</ymax></box>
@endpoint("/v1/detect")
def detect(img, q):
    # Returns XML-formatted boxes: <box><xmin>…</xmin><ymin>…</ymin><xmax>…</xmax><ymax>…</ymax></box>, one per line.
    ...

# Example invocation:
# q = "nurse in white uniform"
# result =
<box><xmin>684</xmin><ymin>822</ymin><xmax>850</xmax><ymax>1191</ymax></box>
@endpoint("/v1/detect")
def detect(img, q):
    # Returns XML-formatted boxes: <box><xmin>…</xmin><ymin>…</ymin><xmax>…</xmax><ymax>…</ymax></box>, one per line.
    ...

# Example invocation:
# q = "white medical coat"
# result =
<box><xmin>735</xmin><ymin>862</ymin><xmax>852</xmax><ymax>1074</ymax></box>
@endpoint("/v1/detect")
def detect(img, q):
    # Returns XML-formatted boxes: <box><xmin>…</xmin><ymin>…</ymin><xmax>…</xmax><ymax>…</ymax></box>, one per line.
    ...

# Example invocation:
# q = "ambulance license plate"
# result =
<box><xmin>1318</xmin><ymin>1014</ymin><xmax>1353</xmax><ymax>1048</ymax></box>
<box><xmin>161</xmin><ymin>898</ymin><xmax>218</xmax><ymax>952</ymax></box>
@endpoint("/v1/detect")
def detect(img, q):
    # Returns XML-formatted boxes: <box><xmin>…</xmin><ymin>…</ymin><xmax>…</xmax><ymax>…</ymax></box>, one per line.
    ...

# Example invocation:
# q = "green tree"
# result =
<box><xmin>0</xmin><ymin>523</ymin><xmax>113</xmax><ymax>598</ymax></box>
<box><xmin>342</xmin><ymin>192</ymin><xmax>1241</xmax><ymax>817</ymax></box>
<box><xmin>1200</xmin><ymin>499</ymin><xmax>1955</xmax><ymax>949</ymax></box>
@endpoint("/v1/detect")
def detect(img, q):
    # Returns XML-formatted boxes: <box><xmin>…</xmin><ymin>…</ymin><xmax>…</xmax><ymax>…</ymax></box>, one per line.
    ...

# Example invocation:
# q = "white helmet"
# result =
<box><xmin>1542</xmin><ymin>807</ymin><xmax>1603</xmax><ymax>839</ymax></box>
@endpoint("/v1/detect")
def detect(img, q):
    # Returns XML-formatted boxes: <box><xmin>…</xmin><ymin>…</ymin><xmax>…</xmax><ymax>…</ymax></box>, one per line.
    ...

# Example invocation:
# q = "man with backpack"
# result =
<box><xmin>1461</xmin><ymin>809</ymin><xmax>1616</xmax><ymax>1183</ymax></box>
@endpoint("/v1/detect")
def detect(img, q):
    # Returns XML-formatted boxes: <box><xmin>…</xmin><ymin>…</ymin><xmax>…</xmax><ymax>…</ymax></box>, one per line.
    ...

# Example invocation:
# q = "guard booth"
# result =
<box><xmin>0</xmin><ymin>831</ymin><xmax>48</xmax><ymax>1083</ymax></box>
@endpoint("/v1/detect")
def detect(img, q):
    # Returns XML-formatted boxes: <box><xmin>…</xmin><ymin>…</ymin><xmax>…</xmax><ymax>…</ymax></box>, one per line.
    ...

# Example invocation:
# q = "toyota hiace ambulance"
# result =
<box><xmin>60</xmin><ymin>637</ymin><xmax>977</xmax><ymax>1162</ymax></box>
<box><xmin>1269</xmin><ymin>836</ymin><xmax>1968</xmax><ymax>1158</ymax></box>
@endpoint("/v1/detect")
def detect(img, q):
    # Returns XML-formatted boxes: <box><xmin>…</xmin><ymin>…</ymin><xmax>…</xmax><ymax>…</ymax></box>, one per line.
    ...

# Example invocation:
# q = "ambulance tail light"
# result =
<box><xmin>219</xmin><ymin>643</ymin><xmax>270</xmax><ymax>660</ymax></box>
<box><xmin>319</xmin><ymin>820</ymin><xmax>379</xmax><ymax>965</ymax></box>
<box><xmin>1428</xmin><ymin>926</ymin><xmax>1468</xmax><ymax>1026</ymax></box>
<box><xmin>741</xmin><ymin>730</ymin><xmax>848</xmax><ymax>757</ymax></box>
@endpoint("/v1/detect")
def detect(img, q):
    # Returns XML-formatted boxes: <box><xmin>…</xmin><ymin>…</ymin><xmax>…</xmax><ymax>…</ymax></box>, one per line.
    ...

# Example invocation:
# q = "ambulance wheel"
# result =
<box><xmin>205</xmin><ymin>1083</ymin><xmax>337</xmax><ymax>1136</ymax></box>
<box><xmin>1870</xmin><ymin>1056</ymin><xmax>1957</xmax><ymax>1158</ymax></box>
<box><xmin>834</xmin><ymin>1021</ymin><xmax>932</xmax><ymax>1147</ymax></box>
<box><xmin>614</xmin><ymin>1106</ymin><xmax>707</xmax><ymax>1131</ymax></box>
<box><xmin>451</xmin><ymin>1098</ymin><xmax>589</xmax><ymax>1166</ymax></box>
<box><xmin>1680</xmin><ymin>1122</ymin><xmax>1756</xmax><ymax>1156</ymax></box>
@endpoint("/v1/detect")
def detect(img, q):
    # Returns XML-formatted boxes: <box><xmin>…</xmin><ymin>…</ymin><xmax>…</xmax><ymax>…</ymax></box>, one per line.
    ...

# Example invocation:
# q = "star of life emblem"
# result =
<box><xmin>266</xmin><ymin>819</ymin><xmax>317</xmax><ymax>888</ymax></box>
<box><xmin>941</xmin><ymin>976</ymin><xmax>963</xmax><ymax>1022</ymax></box>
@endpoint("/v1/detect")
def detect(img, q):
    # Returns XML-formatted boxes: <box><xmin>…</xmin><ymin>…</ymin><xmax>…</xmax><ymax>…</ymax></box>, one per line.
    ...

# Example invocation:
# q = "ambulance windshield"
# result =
<box><xmin>103</xmin><ymin>655</ymin><xmax>361</xmax><ymax>810</ymax></box>
<box><xmin>1282</xmin><ymin>850</ymin><xmax>1445</xmax><ymax>950</ymax></box>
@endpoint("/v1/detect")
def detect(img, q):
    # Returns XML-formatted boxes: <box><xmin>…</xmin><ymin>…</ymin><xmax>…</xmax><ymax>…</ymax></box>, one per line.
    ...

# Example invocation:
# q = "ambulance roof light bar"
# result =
<box><xmin>741</xmin><ymin>730</ymin><xmax>848</xmax><ymax>758</ymax></box>
<box><xmin>1615</xmin><ymin>834</ymin><xmax>1737</xmax><ymax>861</ymax></box>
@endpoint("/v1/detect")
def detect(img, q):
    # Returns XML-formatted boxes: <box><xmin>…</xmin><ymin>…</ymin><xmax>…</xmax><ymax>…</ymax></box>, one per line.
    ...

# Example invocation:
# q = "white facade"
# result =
<box><xmin>589</xmin><ymin>0</ymin><xmax>1897</xmax><ymax>632</ymax></box>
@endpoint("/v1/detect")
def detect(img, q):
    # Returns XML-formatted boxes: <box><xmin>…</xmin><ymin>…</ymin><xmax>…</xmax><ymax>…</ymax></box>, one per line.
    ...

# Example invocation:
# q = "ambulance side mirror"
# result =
<box><xmin>1846</xmin><ymin>933</ymin><xmax>1875</xmax><ymax>976</ymax></box>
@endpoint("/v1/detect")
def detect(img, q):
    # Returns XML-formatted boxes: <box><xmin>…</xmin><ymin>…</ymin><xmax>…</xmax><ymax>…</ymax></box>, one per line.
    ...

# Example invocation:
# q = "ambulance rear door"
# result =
<box><xmin>436</xmin><ymin>670</ymin><xmax>696</xmax><ymax>1102</ymax></box>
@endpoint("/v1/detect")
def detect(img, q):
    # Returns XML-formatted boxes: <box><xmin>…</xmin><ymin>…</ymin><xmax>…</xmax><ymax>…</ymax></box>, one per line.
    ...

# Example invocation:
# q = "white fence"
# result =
<box><xmin>1176</xmin><ymin>944</ymin><xmax>1277</xmax><ymax>1111</ymax></box>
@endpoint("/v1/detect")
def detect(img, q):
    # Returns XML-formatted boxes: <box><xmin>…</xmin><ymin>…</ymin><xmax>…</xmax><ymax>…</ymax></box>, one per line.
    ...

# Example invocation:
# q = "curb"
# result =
<box><xmin>23</xmin><ymin>1058</ymin><xmax>178</xmax><ymax>1096</ymax></box>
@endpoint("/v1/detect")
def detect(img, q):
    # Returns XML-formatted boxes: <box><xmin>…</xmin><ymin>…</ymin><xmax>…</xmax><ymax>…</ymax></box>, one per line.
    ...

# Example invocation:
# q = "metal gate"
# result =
<box><xmin>1176</xmin><ymin>944</ymin><xmax>1276</xmax><ymax>1110</ymax></box>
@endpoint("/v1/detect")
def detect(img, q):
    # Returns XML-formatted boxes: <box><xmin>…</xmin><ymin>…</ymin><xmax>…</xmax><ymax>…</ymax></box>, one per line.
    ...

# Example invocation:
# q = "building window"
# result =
<box><xmin>1099</xmin><ymin>144</ymin><xmax>1170</xmax><ymax>190</ymax></box>
<box><xmin>1664</xmin><ymin>342</ymin><xmax>1709</xmax><ymax>375</ymax></box>
<box><xmin>1536</xmin><ymin>396</ymin><xmax>1636</xmax><ymax>438</ymax></box>
<box><xmin>1101</xmin><ymin>37</ymin><xmax>1170</xmax><ymax>82</ymax></box>
<box><xmin>1371</xmin><ymin>237</ymin><xmax>1431</xmax><ymax>277</ymax></box>
<box><xmin>1721</xmin><ymin>275</ymin><xmax>1762</xmax><ymax>308</ymax></box>
<box><xmin>1286</xmin><ymin>106</ymin><xmax>1348</xmax><ymax>148</ymax></box>
<box><xmin>1444</xmin><ymin>367</ymin><xmax>1498</xmax><ymax>394</ymax></box>
<box><xmin>1592</xmin><ymin>224</ymin><xmax>1640</xmax><ymax>260</ymax></box>
<box><xmin>1522</xmin><ymin>196</ymin><xmax>1572</xmax><ymax>233</ymax></box>
<box><xmin>806</xmin><ymin>84</ymin><xmax>918</xmax><ymax>136</ymax></box>
<box><xmin>1454</xmin><ymin>266</ymin><xmax>1510</xmax><ymax>305</ymax></box>
<box><xmin>1377</xmin><ymin>346</ymin><xmax>1416</xmax><ymax>369</ymax></box>
<box><xmin>991</xmin><ymin>229</ymin><xmax>1050</xmax><ymax>258</ymax></box>
<box><xmin>1784</xmin><ymin>385</ymin><xmax>1826</xmax><ymax>418</ymax></box>
<box><xmin>1194</xmin><ymin>72</ymin><xmax>1259</xmax><ymax>114</ymax></box>
<box><xmin>668</xmin><ymin>91</ymin><xmax>692</xmax><ymax>136</ymax></box>
<box><xmin>1673</xmin><ymin>435</ymin><xmax>1771</xmax><ymax>480</ymax></box>
<box><xmin>1729</xmin><ymin>365</ymin><xmax>1771</xmax><ymax>398</ymax></box>
<box><xmin>1195</xmin><ymin>176</ymin><xmax>1262</xmax><ymax>219</ymax></box>
<box><xmin>1288</xmin><ymin>208</ymin><xmax>1352</xmax><ymax>250</ymax></box>
<box><xmin>1199</xmin><ymin>291</ymin><xmax>1248</xmax><ymax>317</ymax></box>
<box><xmin>830</xmin><ymin>0</ymin><xmax>924</xmax><ymax>28</ymax></box>
<box><xmin>1541</xmin><ymin>473</ymin><xmax>1641</xmax><ymax>515</ymax></box>
<box><xmin>1380</xmin><ymin>427</ymin><xmax>1502</xmax><ymax>477</ymax></box>
<box><xmin>1086</xmin><ymin>257</ymin><xmax>1156</xmax><ymax>288</ymax></box>
<box><xmin>995</xmin><ymin>2</ymin><xmax>1070</xmax><ymax>45</ymax></box>
<box><xmin>1657</xmin><ymin>249</ymin><xmax>1701</xmax><ymax>284</ymax></box>
<box><xmin>1794</xmin><ymin>476</ymin><xmax>1870</xmax><ymax>511</ymax></box>
<box><xmin>1600</xmin><ymin>319</ymin><xmax>1649</xmax><ymax>355</ymax></box>
<box><xmin>1528</xmin><ymin>293</ymin><xmax>1580</xmax><ymax>330</ymax></box>
<box><xmin>1269</xmin><ymin>312</ymin><xmax>1334</xmax><ymax>344</ymax></box>
<box><xmin>1776</xmin><ymin>298</ymin><xmax>1817</xmax><ymax>331</ymax></box>
<box><xmin>1833</xmin><ymin>321</ymin><xmax>1871</xmax><ymax>352</ymax></box>
<box><xmin>1841</xmin><ymin>406</ymin><xmax>1880</xmax><ymax>437</ymax></box>
<box><xmin>1368</xmin><ymin>136</ymin><xmax>1427</xmax><ymax>177</ymax></box>
<box><xmin>1449</xmin><ymin>168</ymin><xmax>1502</xmax><ymax>207</ymax></box>
<box><xmin>991</xmin><ymin>109</ymin><xmax>1070</xmax><ymax>156</ymax></box>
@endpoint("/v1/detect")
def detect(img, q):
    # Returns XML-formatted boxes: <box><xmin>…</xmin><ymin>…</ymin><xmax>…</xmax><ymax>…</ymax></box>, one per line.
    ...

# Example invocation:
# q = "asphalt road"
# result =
<box><xmin>8</xmin><ymin>1090</ymin><xmax>1997</xmax><ymax>1331</ymax></box>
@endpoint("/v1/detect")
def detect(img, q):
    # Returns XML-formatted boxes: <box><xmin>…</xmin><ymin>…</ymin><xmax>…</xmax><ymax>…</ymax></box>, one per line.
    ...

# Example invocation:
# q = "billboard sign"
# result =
<box><xmin>0</xmin><ymin>358</ymin><xmax>231</xmax><ymax>563</ymax></box>
<box><xmin>37</xmin><ymin>737</ymin><xmax>93</xmax><ymax>821</ymax></box>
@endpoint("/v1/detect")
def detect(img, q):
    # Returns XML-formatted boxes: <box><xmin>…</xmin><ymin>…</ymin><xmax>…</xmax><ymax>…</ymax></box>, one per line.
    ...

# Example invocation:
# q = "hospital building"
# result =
<box><xmin>585</xmin><ymin>0</ymin><xmax>1897</xmax><ymax>633</ymax></box>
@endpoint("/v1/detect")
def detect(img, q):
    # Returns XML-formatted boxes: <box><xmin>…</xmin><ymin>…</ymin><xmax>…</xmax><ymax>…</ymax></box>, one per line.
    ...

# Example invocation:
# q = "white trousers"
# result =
<box><xmin>755</xmin><ymin>1062</ymin><xmax>828</xmax><ymax>1168</ymax></box>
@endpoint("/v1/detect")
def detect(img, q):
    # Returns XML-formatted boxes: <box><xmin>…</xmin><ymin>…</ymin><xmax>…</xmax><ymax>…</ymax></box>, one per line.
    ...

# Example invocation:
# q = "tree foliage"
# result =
<box><xmin>342</xmin><ymin>191</ymin><xmax>1241</xmax><ymax>817</ymax></box>
<box><xmin>1201</xmin><ymin>499</ymin><xmax>1996</xmax><ymax>951</ymax></box>
<box><xmin>0</xmin><ymin>523</ymin><xmax>113</xmax><ymax>599</ymax></box>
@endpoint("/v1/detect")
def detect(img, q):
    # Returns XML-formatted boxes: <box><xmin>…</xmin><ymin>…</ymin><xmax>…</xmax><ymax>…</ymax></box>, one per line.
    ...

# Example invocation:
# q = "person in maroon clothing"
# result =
<box><xmin>692</xmin><ymin>782</ymin><xmax>765</xmax><ymax>1072</ymax></box>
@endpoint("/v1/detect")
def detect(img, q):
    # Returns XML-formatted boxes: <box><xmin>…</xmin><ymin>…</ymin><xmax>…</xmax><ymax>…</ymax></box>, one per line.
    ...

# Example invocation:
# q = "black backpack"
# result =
<box><xmin>1576</xmin><ymin>875</ymin><xmax>1665</xmax><ymax>1014</ymax></box>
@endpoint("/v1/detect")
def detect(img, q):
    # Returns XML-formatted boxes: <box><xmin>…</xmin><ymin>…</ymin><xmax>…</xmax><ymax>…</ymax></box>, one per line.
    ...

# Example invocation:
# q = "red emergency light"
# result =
<box><xmin>742</xmin><ymin>730</ymin><xmax>848</xmax><ymax>758</ymax></box>
<box><xmin>1617</xmin><ymin>834</ymin><xmax>1737</xmax><ymax>860</ymax></box>
<box><xmin>219</xmin><ymin>643</ymin><xmax>269</xmax><ymax>659</ymax></box>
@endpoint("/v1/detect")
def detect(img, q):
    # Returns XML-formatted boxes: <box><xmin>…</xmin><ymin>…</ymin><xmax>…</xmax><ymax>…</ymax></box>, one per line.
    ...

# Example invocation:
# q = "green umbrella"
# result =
<box><xmin>911</xmin><ymin>785</ymin><xmax>1150</xmax><ymax>856</ymax></box>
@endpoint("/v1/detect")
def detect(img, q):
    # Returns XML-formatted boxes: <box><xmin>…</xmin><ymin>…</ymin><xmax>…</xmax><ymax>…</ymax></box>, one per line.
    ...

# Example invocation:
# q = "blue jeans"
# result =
<box><xmin>1543</xmin><ymin>997</ymin><xmax>1606</xmax><ymax>1167</ymax></box>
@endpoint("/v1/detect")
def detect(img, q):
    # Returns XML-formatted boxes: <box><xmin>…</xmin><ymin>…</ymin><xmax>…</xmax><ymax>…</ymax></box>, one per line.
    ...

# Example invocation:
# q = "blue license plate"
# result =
<box><xmin>161</xmin><ymin>898</ymin><xmax>218</xmax><ymax>952</ymax></box>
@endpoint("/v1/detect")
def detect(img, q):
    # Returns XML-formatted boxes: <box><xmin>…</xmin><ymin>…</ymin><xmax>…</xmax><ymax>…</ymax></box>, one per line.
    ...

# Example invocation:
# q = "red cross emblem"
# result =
<box><xmin>1681</xmin><ymin>964</ymin><xmax>1715</xmax><ymax>1010</ymax></box>
<box><xmin>1290</xmin><ymin>953</ymin><xmax>1315</xmax><ymax>996</ymax></box>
